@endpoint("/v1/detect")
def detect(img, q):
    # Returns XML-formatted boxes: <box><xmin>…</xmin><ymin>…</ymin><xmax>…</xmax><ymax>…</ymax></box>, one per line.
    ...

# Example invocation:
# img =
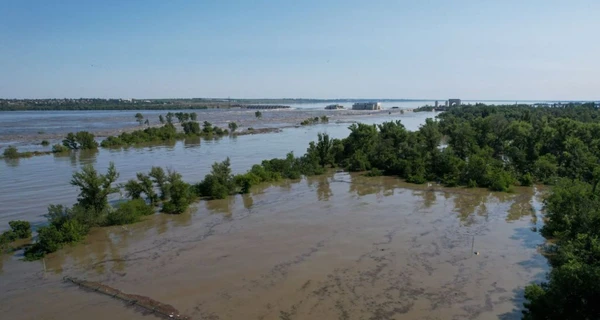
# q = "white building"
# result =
<box><xmin>352</xmin><ymin>102</ymin><xmax>381</xmax><ymax>110</ymax></box>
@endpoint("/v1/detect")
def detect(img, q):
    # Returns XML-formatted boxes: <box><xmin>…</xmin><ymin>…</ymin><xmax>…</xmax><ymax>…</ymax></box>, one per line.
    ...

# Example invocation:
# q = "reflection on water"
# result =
<box><xmin>204</xmin><ymin>196</ymin><xmax>236</xmax><ymax>216</ymax></box>
<box><xmin>0</xmin><ymin>173</ymin><xmax>548</xmax><ymax>319</ymax></box>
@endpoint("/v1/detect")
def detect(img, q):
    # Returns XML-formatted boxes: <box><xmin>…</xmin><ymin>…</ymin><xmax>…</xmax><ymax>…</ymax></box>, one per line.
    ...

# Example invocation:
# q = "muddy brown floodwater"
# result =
<box><xmin>0</xmin><ymin>172</ymin><xmax>547</xmax><ymax>320</ymax></box>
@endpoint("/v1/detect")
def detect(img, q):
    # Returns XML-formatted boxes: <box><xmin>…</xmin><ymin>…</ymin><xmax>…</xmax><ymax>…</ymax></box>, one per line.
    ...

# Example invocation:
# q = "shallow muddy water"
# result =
<box><xmin>0</xmin><ymin>173</ymin><xmax>547</xmax><ymax>320</ymax></box>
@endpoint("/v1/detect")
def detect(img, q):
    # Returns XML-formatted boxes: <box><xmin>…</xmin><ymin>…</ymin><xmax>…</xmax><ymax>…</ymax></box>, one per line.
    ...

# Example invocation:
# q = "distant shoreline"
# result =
<box><xmin>1</xmin><ymin>98</ymin><xmax>594</xmax><ymax>111</ymax></box>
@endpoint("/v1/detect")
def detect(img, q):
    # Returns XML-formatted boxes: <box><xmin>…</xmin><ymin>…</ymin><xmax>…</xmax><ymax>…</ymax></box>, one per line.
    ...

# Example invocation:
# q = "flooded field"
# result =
<box><xmin>0</xmin><ymin>173</ymin><xmax>547</xmax><ymax>319</ymax></box>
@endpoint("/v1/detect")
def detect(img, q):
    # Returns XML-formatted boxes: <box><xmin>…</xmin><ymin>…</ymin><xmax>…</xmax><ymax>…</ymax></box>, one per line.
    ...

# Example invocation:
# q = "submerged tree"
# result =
<box><xmin>135</xmin><ymin>113</ymin><xmax>144</xmax><ymax>125</ymax></box>
<box><xmin>70</xmin><ymin>162</ymin><xmax>119</xmax><ymax>215</ymax></box>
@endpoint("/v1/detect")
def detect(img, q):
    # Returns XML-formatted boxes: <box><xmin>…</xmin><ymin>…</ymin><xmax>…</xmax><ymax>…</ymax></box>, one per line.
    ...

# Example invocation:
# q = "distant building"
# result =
<box><xmin>325</xmin><ymin>104</ymin><xmax>344</xmax><ymax>110</ymax></box>
<box><xmin>448</xmin><ymin>99</ymin><xmax>461</xmax><ymax>107</ymax></box>
<box><xmin>444</xmin><ymin>101</ymin><xmax>449</xmax><ymax>107</ymax></box>
<box><xmin>352</xmin><ymin>102</ymin><xmax>381</xmax><ymax>110</ymax></box>
<box><xmin>435</xmin><ymin>101</ymin><xmax>439</xmax><ymax>107</ymax></box>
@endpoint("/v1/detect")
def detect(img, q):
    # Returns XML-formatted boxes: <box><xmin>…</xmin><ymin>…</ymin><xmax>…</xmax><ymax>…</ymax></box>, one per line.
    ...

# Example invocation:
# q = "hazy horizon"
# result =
<box><xmin>2</xmin><ymin>0</ymin><xmax>599</xmax><ymax>100</ymax></box>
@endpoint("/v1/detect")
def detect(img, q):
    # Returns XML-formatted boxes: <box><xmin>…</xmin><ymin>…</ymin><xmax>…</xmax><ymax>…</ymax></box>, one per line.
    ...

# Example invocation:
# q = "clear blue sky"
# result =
<box><xmin>1</xmin><ymin>0</ymin><xmax>598</xmax><ymax>100</ymax></box>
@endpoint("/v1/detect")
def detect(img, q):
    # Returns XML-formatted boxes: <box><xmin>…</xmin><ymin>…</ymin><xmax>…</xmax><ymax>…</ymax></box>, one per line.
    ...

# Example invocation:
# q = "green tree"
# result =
<box><xmin>162</xmin><ymin>169</ymin><xmax>192</xmax><ymax>214</ymax></box>
<box><xmin>62</xmin><ymin>132</ymin><xmax>98</xmax><ymax>150</ymax></box>
<box><xmin>255</xmin><ymin>111</ymin><xmax>262</xmax><ymax>119</ymax></box>
<box><xmin>228</xmin><ymin>122</ymin><xmax>238</xmax><ymax>132</ymax></box>
<box><xmin>182</xmin><ymin>121</ymin><xmax>201</xmax><ymax>135</ymax></box>
<box><xmin>70</xmin><ymin>162</ymin><xmax>119</xmax><ymax>215</ymax></box>
<box><xmin>159</xmin><ymin>114</ymin><xmax>165</xmax><ymax>124</ymax></box>
<box><xmin>190</xmin><ymin>112</ymin><xmax>198</xmax><ymax>121</ymax></box>
<box><xmin>135</xmin><ymin>112</ymin><xmax>144</xmax><ymax>125</ymax></box>
<box><xmin>149</xmin><ymin>166</ymin><xmax>168</xmax><ymax>200</ymax></box>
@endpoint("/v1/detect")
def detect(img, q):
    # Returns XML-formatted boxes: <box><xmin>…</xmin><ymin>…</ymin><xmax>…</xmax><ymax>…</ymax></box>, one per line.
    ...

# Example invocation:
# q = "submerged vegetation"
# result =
<box><xmin>0</xmin><ymin>221</ymin><xmax>32</xmax><ymax>252</ymax></box>
<box><xmin>23</xmin><ymin>162</ymin><xmax>194</xmax><ymax>259</ymax></box>
<box><xmin>1</xmin><ymin>145</ymin><xmax>54</xmax><ymax>159</ymax></box>
<box><xmin>100</xmin><ymin>114</ymin><xmax>228</xmax><ymax>148</ymax></box>
<box><xmin>300</xmin><ymin>115</ymin><xmax>329</xmax><ymax>126</ymax></box>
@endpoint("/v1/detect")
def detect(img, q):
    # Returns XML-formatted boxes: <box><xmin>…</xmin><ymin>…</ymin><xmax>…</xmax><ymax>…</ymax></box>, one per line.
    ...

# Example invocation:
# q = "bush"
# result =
<box><xmin>162</xmin><ymin>179</ymin><xmax>192</xmax><ymax>214</ymax></box>
<box><xmin>41</xmin><ymin>140</ymin><xmax>50</xmax><ymax>146</ymax></box>
<box><xmin>106</xmin><ymin>199</ymin><xmax>154</xmax><ymax>225</ymax></box>
<box><xmin>52</xmin><ymin>144</ymin><xmax>69</xmax><ymax>153</ymax></box>
<box><xmin>365</xmin><ymin>168</ymin><xmax>383</xmax><ymax>177</ymax></box>
<box><xmin>3</xmin><ymin>145</ymin><xmax>19</xmax><ymax>159</ymax></box>
<box><xmin>487</xmin><ymin>167</ymin><xmax>515</xmax><ymax>192</ymax></box>
<box><xmin>8</xmin><ymin>220</ymin><xmax>31</xmax><ymax>239</ymax></box>
<box><xmin>24</xmin><ymin>225</ymin><xmax>64</xmax><ymax>260</ymax></box>
<box><xmin>520</xmin><ymin>172</ymin><xmax>534</xmax><ymax>186</ymax></box>
<box><xmin>348</xmin><ymin>150</ymin><xmax>370</xmax><ymax>172</ymax></box>
<box><xmin>0</xmin><ymin>230</ymin><xmax>17</xmax><ymax>245</ymax></box>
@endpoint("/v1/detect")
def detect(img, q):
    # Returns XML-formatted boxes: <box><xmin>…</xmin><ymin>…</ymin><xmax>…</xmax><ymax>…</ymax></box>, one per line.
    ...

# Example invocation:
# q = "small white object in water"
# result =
<box><xmin>474</xmin><ymin>251</ymin><xmax>480</xmax><ymax>255</ymax></box>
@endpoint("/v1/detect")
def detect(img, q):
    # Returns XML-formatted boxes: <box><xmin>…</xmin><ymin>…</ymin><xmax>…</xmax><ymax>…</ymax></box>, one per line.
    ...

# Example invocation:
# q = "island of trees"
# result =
<box><xmin>3</xmin><ymin>103</ymin><xmax>600</xmax><ymax>318</ymax></box>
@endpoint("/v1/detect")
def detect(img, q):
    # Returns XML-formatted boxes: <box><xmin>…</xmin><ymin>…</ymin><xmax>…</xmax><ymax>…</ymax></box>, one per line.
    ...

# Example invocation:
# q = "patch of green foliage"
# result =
<box><xmin>41</xmin><ymin>140</ymin><xmax>50</xmax><ymax>146</ymax></box>
<box><xmin>0</xmin><ymin>220</ymin><xmax>32</xmax><ymax>252</ymax></box>
<box><xmin>52</xmin><ymin>144</ymin><xmax>69</xmax><ymax>153</ymax></box>
<box><xmin>300</xmin><ymin>116</ymin><xmax>326</xmax><ymax>126</ymax></box>
<box><xmin>106</xmin><ymin>199</ymin><xmax>154</xmax><ymax>225</ymax></box>
<box><xmin>62</xmin><ymin>131</ymin><xmax>98</xmax><ymax>149</ymax></box>
<box><xmin>3</xmin><ymin>146</ymin><xmax>19</xmax><ymax>159</ymax></box>
<box><xmin>522</xmin><ymin>179</ymin><xmax>600</xmax><ymax>319</ymax></box>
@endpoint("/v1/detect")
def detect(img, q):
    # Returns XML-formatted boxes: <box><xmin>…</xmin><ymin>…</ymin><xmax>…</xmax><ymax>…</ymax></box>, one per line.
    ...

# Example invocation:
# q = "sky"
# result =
<box><xmin>1</xmin><ymin>0</ymin><xmax>598</xmax><ymax>100</ymax></box>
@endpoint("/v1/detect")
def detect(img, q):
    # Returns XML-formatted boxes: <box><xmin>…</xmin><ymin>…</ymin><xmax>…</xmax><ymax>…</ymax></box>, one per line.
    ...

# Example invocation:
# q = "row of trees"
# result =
<box><xmin>100</xmin><ymin>121</ymin><xmax>231</xmax><ymax>148</ymax></box>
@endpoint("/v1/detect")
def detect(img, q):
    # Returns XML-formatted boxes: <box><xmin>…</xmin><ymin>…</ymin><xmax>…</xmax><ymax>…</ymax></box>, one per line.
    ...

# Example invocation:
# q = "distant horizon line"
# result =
<box><xmin>2</xmin><ymin>97</ymin><xmax>599</xmax><ymax>102</ymax></box>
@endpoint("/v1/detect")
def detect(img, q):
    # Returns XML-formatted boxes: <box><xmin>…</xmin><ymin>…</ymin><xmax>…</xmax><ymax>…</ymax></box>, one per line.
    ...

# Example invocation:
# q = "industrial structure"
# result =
<box><xmin>448</xmin><ymin>99</ymin><xmax>461</xmax><ymax>107</ymax></box>
<box><xmin>352</xmin><ymin>102</ymin><xmax>381</xmax><ymax>110</ymax></box>
<box><xmin>325</xmin><ymin>104</ymin><xmax>344</xmax><ymax>110</ymax></box>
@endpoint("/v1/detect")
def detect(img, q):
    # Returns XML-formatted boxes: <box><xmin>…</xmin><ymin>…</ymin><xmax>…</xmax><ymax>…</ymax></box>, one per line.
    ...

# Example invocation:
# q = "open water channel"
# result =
<box><xmin>0</xmin><ymin>108</ymin><xmax>547</xmax><ymax>319</ymax></box>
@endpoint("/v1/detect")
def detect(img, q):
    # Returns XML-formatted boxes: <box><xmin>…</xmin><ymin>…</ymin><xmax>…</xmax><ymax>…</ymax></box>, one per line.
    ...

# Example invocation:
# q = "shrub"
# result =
<box><xmin>162</xmin><ymin>179</ymin><xmax>192</xmax><ymax>214</ymax></box>
<box><xmin>41</xmin><ymin>140</ymin><xmax>50</xmax><ymax>146</ymax></box>
<box><xmin>8</xmin><ymin>220</ymin><xmax>31</xmax><ymax>239</ymax></box>
<box><xmin>0</xmin><ymin>230</ymin><xmax>17</xmax><ymax>244</ymax></box>
<box><xmin>365</xmin><ymin>168</ymin><xmax>383</xmax><ymax>177</ymax></box>
<box><xmin>24</xmin><ymin>225</ymin><xmax>64</xmax><ymax>260</ymax></box>
<box><xmin>106</xmin><ymin>199</ymin><xmax>154</xmax><ymax>225</ymax></box>
<box><xmin>52</xmin><ymin>144</ymin><xmax>69</xmax><ymax>153</ymax></box>
<box><xmin>348</xmin><ymin>150</ymin><xmax>370</xmax><ymax>172</ymax></box>
<box><xmin>520</xmin><ymin>172</ymin><xmax>534</xmax><ymax>186</ymax></box>
<box><xmin>487</xmin><ymin>167</ymin><xmax>515</xmax><ymax>192</ymax></box>
<box><xmin>3</xmin><ymin>145</ymin><xmax>19</xmax><ymax>159</ymax></box>
<box><xmin>228</xmin><ymin>122</ymin><xmax>238</xmax><ymax>132</ymax></box>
